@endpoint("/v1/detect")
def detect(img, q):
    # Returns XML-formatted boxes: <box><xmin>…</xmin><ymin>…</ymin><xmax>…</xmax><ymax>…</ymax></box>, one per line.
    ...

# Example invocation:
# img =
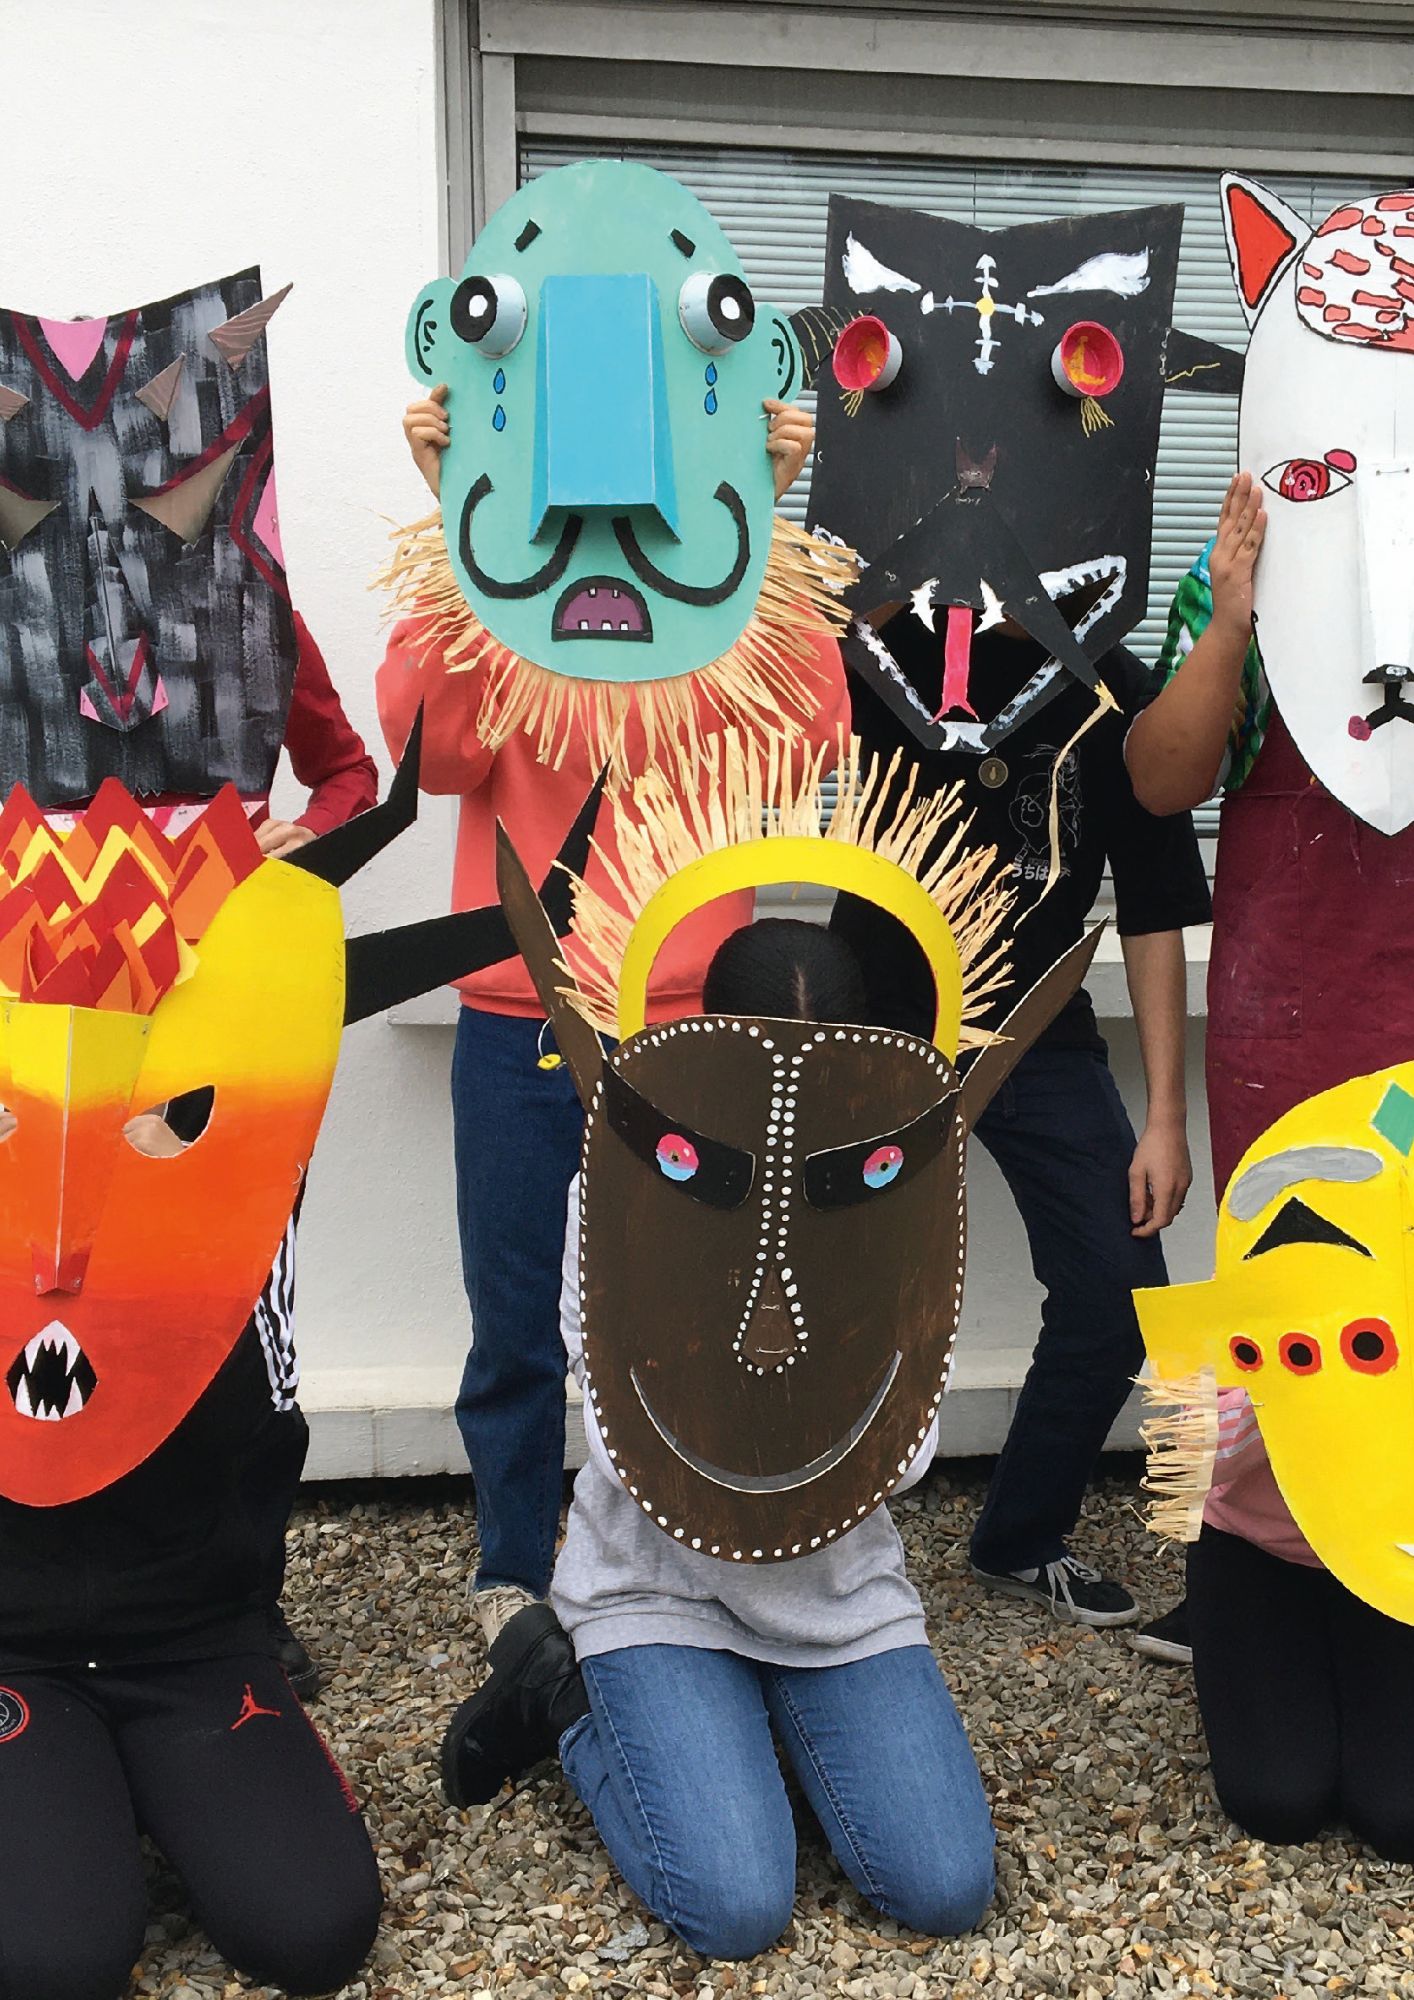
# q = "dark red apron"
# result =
<box><xmin>1207</xmin><ymin>707</ymin><xmax>1414</xmax><ymax>1192</ymax></box>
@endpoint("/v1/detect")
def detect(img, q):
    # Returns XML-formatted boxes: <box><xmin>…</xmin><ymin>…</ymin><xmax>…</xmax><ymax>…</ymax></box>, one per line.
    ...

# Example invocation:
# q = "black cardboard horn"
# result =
<box><xmin>341</xmin><ymin>772</ymin><xmax>606</xmax><ymax>1027</ymax></box>
<box><xmin>1165</xmin><ymin>328</ymin><xmax>1245</xmax><ymax>395</ymax></box>
<box><xmin>495</xmin><ymin>820</ymin><xmax>605</xmax><ymax>1107</ymax></box>
<box><xmin>285</xmin><ymin>708</ymin><xmax>426</xmax><ymax>890</ymax></box>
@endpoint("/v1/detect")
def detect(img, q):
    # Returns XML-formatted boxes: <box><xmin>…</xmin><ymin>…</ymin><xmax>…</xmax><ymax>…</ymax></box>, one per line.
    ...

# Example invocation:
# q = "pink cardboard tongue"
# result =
<box><xmin>935</xmin><ymin>603</ymin><xmax>979</xmax><ymax>721</ymax></box>
<box><xmin>38</xmin><ymin>317</ymin><xmax>109</xmax><ymax>381</ymax></box>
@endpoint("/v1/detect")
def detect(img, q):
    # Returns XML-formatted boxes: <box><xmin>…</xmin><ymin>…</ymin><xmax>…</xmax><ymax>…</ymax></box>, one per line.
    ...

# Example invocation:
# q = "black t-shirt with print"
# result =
<box><xmin>831</xmin><ymin>615</ymin><xmax>1213</xmax><ymax>1054</ymax></box>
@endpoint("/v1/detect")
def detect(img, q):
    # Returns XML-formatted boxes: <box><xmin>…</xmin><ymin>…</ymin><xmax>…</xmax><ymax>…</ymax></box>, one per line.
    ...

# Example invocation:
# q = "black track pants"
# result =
<box><xmin>1188</xmin><ymin>1525</ymin><xmax>1414</xmax><ymax>1861</ymax></box>
<box><xmin>0</xmin><ymin>1653</ymin><xmax>381</xmax><ymax>2000</ymax></box>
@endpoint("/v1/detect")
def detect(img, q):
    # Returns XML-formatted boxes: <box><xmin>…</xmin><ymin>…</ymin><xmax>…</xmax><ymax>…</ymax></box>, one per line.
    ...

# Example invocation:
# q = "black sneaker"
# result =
<box><xmin>441</xmin><ymin>1602</ymin><xmax>590</xmax><ymax>1808</ymax></box>
<box><xmin>1127</xmin><ymin>1599</ymin><xmax>1192</xmax><ymax>1665</ymax></box>
<box><xmin>269</xmin><ymin>1606</ymin><xmax>322</xmax><ymax>1702</ymax></box>
<box><xmin>969</xmin><ymin>1553</ymin><xmax>1140</xmax><ymax>1628</ymax></box>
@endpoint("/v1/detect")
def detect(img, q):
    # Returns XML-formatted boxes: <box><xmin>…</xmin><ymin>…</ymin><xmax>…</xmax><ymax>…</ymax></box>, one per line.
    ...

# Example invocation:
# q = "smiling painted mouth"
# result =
<box><xmin>6</xmin><ymin>1323</ymin><xmax>98</xmax><ymax>1421</ymax></box>
<box><xmin>630</xmin><ymin>1351</ymin><xmax>901</xmax><ymax>1494</ymax></box>
<box><xmin>553</xmin><ymin>576</ymin><xmax>653</xmax><ymax>642</ymax></box>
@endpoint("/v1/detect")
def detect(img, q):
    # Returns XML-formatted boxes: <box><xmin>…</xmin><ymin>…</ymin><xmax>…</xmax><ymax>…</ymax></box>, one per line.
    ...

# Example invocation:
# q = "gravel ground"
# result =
<box><xmin>131</xmin><ymin>1464</ymin><xmax>1414</xmax><ymax>1999</ymax></box>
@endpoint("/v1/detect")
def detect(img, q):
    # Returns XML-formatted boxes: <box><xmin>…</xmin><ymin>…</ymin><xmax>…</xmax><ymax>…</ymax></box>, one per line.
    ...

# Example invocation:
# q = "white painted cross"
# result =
<box><xmin>923</xmin><ymin>254</ymin><xmax>1045</xmax><ymax>376</ymax></box>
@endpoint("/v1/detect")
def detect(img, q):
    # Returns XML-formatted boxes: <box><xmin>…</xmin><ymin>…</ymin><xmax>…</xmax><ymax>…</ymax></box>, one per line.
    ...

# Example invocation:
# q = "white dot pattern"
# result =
<box><xmin>576</xmin><ymin>1018</ymin><xmax>971</xmax><ymax>1565</ymax></box>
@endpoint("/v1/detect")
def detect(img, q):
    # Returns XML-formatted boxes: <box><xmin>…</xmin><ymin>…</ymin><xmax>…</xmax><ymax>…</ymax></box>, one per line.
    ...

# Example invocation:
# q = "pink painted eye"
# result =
<box><xmin>862</xmin><ymin>1144</ymin><xmax>904</xmax><ymax>1190</ymax></box>
<box><xmin>655</xmin><ymin>1134</ymin><xmax>699</xmax><ymax>1183</ymax></box>
<box><xmin>1264</xmin><ymin>457</ymin><xmax>1353</xmax><ymax>502</ymax></box>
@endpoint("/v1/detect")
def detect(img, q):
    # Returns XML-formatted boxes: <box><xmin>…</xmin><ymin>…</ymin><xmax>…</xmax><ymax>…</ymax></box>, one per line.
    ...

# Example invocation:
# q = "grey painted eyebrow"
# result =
<box><xmin>514</xmin><ymin>220</ymin><xmax>541</xmax><ymax>253</ymax></box>
<box><xmin>1228</xmin><ymin>1146</ymin><xmax>1383</xmax><ymax>1223</ymax></box>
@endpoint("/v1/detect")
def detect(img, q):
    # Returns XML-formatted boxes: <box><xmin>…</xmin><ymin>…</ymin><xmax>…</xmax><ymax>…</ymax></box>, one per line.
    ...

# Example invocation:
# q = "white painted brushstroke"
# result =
<box><xmin>1028</xmin><ymin>249</ymin><xmax>1151</xmax><ymax>299</ymax></box>
<box><xmin>843</xmin><ymin>234</ymin><xmax>920</xmax><ymax>297</ymax></box>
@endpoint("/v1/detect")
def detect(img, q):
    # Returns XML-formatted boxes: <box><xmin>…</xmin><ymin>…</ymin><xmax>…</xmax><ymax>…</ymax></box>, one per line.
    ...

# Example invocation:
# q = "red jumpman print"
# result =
<box><xmin>231</xmin><ymin>1682</ymin><xmax>283</xmax><ymax>1732</ymax></box>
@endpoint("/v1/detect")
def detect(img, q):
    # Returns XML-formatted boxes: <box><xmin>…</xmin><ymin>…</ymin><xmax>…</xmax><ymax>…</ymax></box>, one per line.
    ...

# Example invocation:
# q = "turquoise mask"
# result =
<box><xmin>405</xmin><ymin>161</ymin><xmax>808</xmax><ymax>687</ymax></box>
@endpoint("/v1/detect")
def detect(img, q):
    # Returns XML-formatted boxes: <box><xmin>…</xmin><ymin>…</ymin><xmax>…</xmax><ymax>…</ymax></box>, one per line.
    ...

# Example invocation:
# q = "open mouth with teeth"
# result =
<box><xmin>849</xmin><ymin>552</ymin><xmax>1127</xmax><ymax>753</ymax></box>
<box><xmin>6</xmin><ymin>1323</ymin><xmax>98</xmax><ymax>1422</ymax></box>
<box><xmin>552</xmin><ymin>576</ymin><xmax>653</xmax><ymax>643</ymax></box>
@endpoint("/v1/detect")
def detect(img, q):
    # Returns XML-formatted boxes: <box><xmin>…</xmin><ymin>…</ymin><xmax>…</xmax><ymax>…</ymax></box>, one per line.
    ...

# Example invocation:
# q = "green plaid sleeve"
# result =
<box><xmin>1157</xmin><ymin>538</ymin><xmax>1268</xmax><ymax>792</ymax></box>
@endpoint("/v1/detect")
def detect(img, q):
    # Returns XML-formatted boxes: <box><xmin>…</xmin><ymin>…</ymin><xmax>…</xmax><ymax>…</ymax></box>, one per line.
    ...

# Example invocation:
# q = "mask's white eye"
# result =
<box><xmin>450</xmin><ymin>273</ymin><xmax>528</xmax><ymax>358</ymax></box>
<box><xmin>1262</xmin><ymin>454</ymin><xmax>1356</xmax><ymax>503</ymax></box>
<box><xmin>678</xmin><ymin>272</ymin><xmax>756</xmax><ymax>354</ymax></box>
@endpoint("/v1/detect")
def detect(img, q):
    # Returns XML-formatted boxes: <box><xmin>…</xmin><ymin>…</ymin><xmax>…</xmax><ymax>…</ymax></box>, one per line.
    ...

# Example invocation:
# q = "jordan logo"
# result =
<box><xmin>231</xmin><ymin>1682</ymin><xmax>282</xmax><ymax>1732</ymax></box>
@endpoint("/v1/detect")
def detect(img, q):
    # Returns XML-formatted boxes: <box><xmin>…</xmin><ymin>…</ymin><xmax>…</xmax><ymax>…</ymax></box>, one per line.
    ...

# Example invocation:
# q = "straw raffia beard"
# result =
<box><xmin>564</xmin><ymin>731</ymin><xmax>1015</xmax><ymax>1048</ymax></box>
<box><xmin>376</xmin><ymin>510</ymin><xmax>855</xmax><ymax>780</ymax></box>
<box><xmin>1139</xmin><ymin>1367</ymin><xmax>1220</xmax><ymax>1544</ymax></box>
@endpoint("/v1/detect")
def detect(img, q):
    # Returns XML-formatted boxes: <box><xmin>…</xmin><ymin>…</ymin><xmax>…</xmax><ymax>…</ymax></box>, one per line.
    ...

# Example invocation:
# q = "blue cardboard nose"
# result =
<box><xmin>531</xmin><ymin>273</ymin><xmax>679</xmax><ymax>539</ymax></box>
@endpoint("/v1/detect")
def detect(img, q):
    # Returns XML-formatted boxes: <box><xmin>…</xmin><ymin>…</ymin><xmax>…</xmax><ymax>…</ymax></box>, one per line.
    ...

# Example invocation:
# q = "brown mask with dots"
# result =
<box><xmin>498</xmin><ymin>795</ymin><xmax>1101</xmax><ymax>1561</ymax></box>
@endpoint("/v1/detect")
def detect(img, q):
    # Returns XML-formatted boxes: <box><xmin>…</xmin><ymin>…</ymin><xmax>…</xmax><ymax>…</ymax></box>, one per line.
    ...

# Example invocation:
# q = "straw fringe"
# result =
<box><xmin>567</xmin><ymin>731</ymin><xmax>1015</xmax><ymax>1046</ymax></box>
<box><xmin>1139</xmin><ymin>1367</ymin><xmax>1220</xmax><ymax>1544</ymax></box>
<box><xmin>373</xmin><ymin>509</ymin><xmax>855</xmax><ymax>781</ymax></box>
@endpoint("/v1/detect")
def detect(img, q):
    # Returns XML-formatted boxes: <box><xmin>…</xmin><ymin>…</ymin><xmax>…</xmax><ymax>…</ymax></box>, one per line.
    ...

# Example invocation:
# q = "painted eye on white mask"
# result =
<box><xmin>1262</xmin><ymin>453</ymin><xmax>1356</xmax><ymax>503</ymax></box>
<box><xmin>678</xmin><ymin>272</ymin><xmax>755</xmax><ymax>354</ymax></box>
<box><xmin>449</xmin><ymin>273</ymin><xmax>527</xmax><ymax>357</ymax></box>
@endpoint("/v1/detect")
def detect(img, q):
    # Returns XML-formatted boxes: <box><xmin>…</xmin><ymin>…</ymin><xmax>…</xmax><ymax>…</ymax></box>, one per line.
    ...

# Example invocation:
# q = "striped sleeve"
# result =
<box><xmin>1213</xmin><ymin>1388</ymin><xmax>1263</xmax><ymax>1471</ymax></box>
<box><xmin>252</xmin><ymin>1216</ymin><xmax>300</xmax><ymax>1413</ymax></box>
<box><xmin>1156</xmin><ymin>538</ymin><xmax>1270</xmax><ymax>793</ymax></box>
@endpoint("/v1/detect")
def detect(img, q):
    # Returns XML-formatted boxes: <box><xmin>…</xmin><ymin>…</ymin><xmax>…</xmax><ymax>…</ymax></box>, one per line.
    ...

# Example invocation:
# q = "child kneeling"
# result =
<box><xmin>442</xmin><ymin>921</ymin><xmax>995</xmax><ymax>1959</ymax></box>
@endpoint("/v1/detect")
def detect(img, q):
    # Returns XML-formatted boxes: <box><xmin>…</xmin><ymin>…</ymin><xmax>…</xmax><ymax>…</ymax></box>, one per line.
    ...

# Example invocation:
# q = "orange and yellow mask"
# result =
<box><xmin>0</xmin><ymin>781</ymin><xmax>343</xmax><ymax>1508</ymax></box>
<box><xmin>1137</xmin><ymin>1064</ymin><xmax>1414</xmax><ymax>1624</ymax></box>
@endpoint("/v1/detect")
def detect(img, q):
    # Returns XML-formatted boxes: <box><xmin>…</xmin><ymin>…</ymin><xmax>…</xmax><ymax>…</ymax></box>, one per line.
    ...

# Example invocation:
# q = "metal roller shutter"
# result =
<box><xmin>524</xmin><ymin>143</ymin><xmax>1386</xmax><ymax>833</ymax></box>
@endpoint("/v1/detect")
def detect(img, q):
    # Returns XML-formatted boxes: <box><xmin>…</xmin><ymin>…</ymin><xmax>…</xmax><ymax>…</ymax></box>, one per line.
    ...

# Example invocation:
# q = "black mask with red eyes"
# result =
<box><xmin>804</xmin><ymin>199</ymin><xmax>1234</xmax><ymax>753</ymax></box>
<box><xmin>0</xmin><ymin>270</ymin><xmax>296</xmax><ymax>806</ymax></box>
<box><xmin>580</xmin><ymin>1016</ymin><xmax>967</xmax><ymax>1560</ymax></box>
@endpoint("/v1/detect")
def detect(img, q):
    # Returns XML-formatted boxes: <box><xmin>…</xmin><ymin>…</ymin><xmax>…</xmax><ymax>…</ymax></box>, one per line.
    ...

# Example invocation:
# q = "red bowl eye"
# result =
<box><xmin>1230</xmin><ymin>1335</ymin><xmax>1263</xmax><ymax>1372</ymax></box>
<box><xmin>1279</xmin><ymin>1331</ymin><xmax>1323</xmax><ymax>1375</ymax></box>
<box><xmin>1341</xmin><ymin>1317</ymin><xmax>1398</xmax><ymax>1375</ymax></box>
<box><xmin>832</xmin><ymin>315</ymin><xmax>902</xmax><ymax>393</ymax></box>
<box><xmin>1051</xmin><ymin>321</ymin><xmax>1125</xmax><ymax>399</ymax></box>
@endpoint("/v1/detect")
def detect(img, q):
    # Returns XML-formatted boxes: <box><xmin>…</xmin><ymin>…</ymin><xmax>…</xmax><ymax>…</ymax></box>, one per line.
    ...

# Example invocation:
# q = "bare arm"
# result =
<box><xmin>1122</xmin><ymin>928</ymin><xmax>1192</xmax><ymax>1238</ymax></box>
<box><xmin>1125</xmin><ymin>472</ymin><xmax>1266</xmax><ymax>815</ymax></box>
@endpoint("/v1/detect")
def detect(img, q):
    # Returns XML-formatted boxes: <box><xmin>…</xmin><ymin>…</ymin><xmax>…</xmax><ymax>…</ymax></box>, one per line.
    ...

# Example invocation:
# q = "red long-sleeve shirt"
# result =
<box><xmin>284</xmin><ymin>613</ymin><xmax>379</xmax><ymax>834</ymax></box>
<box><xmin>376</xmin><ymin>620</ymin><xmax>850</xmax><ymax>1017</ymax></box>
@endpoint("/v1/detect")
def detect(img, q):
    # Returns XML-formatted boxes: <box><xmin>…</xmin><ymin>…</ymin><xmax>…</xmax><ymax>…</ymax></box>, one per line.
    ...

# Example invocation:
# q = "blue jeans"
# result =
<box><xmin>560</xmin><ymin>1643</ymin><xmax>995</xmax><ymax>1960</ymax></box>
<box><xmin>451</xmin><ymin>1008</ymin><xmax>585</xmax><ymax>1595</ymax></box>
<box><xmin>969</xmin><ymin>1043</ymin><xmax>1166</xmax><ymax>1574</ymax></box>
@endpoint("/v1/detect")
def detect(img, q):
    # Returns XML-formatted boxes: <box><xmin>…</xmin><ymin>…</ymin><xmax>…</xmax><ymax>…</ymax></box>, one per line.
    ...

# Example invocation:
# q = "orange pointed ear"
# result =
<box><xmin>1221</xmin><ymin>174</ymin><xmax>1308</xmax><ymax>324</ymax></box>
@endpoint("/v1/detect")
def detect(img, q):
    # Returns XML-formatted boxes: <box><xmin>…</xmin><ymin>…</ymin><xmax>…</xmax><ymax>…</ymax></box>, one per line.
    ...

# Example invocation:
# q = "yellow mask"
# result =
<box><xmin>1137</xmin><ymin>1064</ymin><xmax>1414</xmax><ymax>1623</ymax></box>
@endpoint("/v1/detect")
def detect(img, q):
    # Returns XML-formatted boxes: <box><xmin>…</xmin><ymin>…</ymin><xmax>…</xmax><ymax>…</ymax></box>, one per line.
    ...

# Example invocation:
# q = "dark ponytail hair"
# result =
<box><xmin>701</xmin><ymin>918</ymin><xmax>867</xmax><ymax>1025</ymax></box>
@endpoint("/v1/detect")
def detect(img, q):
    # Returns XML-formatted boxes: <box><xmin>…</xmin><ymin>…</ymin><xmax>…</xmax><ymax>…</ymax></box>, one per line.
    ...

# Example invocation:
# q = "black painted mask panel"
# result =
<box><xmin>807</xmin><ymin>199</ymin><xmax>1183</xmax><ymax>751</ymax></box>
<box><xmin>0</xmin><ymin>270</ymin><xmax>296</xmax><ymax>805</ymax></box>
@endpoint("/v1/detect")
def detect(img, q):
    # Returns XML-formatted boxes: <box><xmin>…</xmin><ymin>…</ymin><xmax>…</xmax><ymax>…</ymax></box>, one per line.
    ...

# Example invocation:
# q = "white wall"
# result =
<box><xmin>4</xmin><ymin>1</ymin><xmax>1224</xmax><ymax>1475</ymax></box>
<box><xmin>3</xmin><ymin>0</ymin><xmax>476</xmax><ymax>1444</ymax></box>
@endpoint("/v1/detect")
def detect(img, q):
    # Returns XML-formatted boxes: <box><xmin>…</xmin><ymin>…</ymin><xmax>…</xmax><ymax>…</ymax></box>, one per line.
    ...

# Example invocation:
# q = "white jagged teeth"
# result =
<box><xmin>24</xmin><ymin>1323</ymin><xmax>79</xmax><ymax>1370</ymax></box>
<box><xmin>12</xmin><ymin>1375</ymin><xmax>33</xmax><ymax>1420</ymax></box>
<box><xmin>63</xmin><ymin>1377</ymin><xmax>87</xmax><ymax>1419</ymax></box>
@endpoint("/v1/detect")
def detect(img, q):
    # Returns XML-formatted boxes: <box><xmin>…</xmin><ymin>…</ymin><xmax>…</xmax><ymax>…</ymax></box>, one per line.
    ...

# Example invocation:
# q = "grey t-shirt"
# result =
<box><xmin>549</xmin><ymin>1177</ymin><xmax>935</xmax><ymax>1669</ymax></box>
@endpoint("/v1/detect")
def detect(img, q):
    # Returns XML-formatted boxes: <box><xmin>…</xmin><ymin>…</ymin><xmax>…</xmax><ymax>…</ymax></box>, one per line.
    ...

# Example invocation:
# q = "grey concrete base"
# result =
<box><xmin>300</xmin><ymin>1356</ymin><xmax>1144</xmax><ymax>1484</ymax></box>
